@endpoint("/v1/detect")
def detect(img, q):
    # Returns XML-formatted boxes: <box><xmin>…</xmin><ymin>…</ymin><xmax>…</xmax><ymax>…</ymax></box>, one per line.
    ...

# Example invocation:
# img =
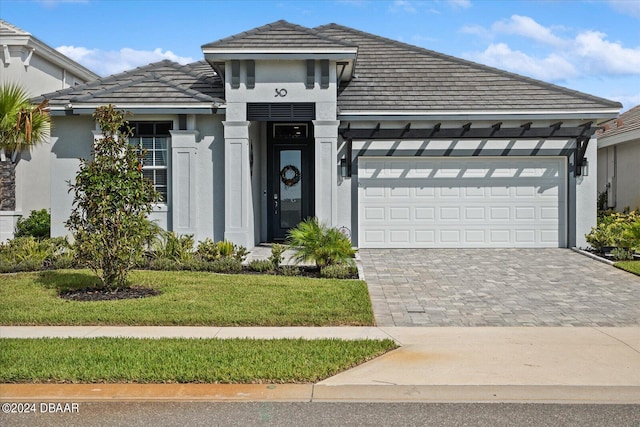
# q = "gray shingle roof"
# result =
<box><xmin>39</xmin><ymin>60</ymin><xmax>223</xmax><ymax>106</ymax></box>
<box><xmin>598</xmin><ymin>105</ymin><xmax>640</xmax><ymax>139</ymax></box>
<box><xmin>315</xmin><ymin>23</ymin><xmax>621</xmax><ymax>112</ymax></box>
<box><xmin>202</xmin><ymin>20</ymin><xmax>356</xmax><ymax>50</ymax></box>
<box><xmin>39</xmin><ymin>21</ymin><xmax>621</xmax><ymax>114</ymax></box>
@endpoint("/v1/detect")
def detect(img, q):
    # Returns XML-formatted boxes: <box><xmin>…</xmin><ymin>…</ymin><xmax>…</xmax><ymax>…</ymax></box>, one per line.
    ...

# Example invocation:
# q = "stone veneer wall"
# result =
<box><xmin>0</xmin><ymin>160</ymin><xmax>16</xmax><ymax>211</ymax></box>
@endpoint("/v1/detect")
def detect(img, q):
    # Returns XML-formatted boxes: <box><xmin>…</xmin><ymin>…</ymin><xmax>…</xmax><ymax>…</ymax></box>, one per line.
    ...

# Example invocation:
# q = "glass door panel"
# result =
<box><xmin>279</xmin><ymin>150</ymin><xmax>302</xmax><ymax>229</ymax></box>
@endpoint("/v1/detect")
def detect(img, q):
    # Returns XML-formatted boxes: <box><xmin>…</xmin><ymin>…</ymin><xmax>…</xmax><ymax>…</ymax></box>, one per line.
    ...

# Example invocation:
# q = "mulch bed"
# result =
<box><xmin>60</xmin><ymin>286</ymin><xmax>161</xmax><ymax>302</ymax></box>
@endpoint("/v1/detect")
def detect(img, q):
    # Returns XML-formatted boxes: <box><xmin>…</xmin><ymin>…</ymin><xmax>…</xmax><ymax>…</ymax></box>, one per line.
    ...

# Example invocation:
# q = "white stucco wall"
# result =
<box><xmin>574</xmin><ymin>136</ymin><xmax>598</xmax><ymax>248</ymax></box>
<box><xmin>615</xmin><ymin>141</ymin><xmax>640</xmax><ymax>210</ymax></box>
<box><xmin>50</xmin><ymin>113</ymin><xmax>227</xmax><ymax>243</ymax></box>
<box><xmin>598</xmin><ymin>140</ymin><xmax>640</xmax><ymax>211</ymax></box>
<box><xmin>50</xmin><ymin>115</ymin><xmax>94</xmax><ymax>237</ymax></box>
<box><xmin>2</xmin><ymin>46</ymin><xmax>86</xmax><ymax>97</ymax></box>
<box><xmin>193</xmin><ymin>114</ymin><xmax>225</xmax><ymax>243</ymax></box>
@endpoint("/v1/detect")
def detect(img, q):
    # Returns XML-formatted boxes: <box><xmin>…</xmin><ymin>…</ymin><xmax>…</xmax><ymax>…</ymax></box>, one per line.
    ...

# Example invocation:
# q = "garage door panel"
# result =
<box><xmin>415</xmin><ymin>230</ymin><xmax>436</xmax><ymax>243</ymax></box>
<box><xmin>439</xmin><ymin>207</ymin><xmax>461</xmax><ymax>220</ymax></box>
<box><xmin>359</xmin><ymin>157</ymin><xmax>566</xmax><ymax>248</ymax></box>
<box><xmin>515</xmin><ymin>207</ymin><xmax>535</xmax><ymax>220</ymax></box>
<box><xmin>390</xmin><ymin>207</ymin><xmax>410</xmax><ymax>220</ymax></box>
<box><xmin>465</xmin><ymin>207</ymin><xmax>486</xmax><ymax>220</ymax></box>
<box><xmin>390</xmin><ymin>187</ymin><xmax>410</xmax><ymax>197</ymax></box>
<box><xmin>465</xmin><ymin>230</ymin><xmax>486</xmax><ymax>243</ymax></box>
<box><xmin>465</xmin><ymin>187</ymin><xmax>486</xmax><ymax>197</ymax></box>
<box><xmin>415</xmin><ymin>207</ymin><xmax>435</xmax><ymax>220</ymax></box>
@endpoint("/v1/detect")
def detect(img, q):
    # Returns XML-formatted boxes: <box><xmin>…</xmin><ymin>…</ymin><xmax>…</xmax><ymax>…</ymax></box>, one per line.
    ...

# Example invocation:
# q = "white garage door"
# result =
<box><xmin>358</xmin><ymin>157</ymin><xmax>566</xmax><ymax>248</ymax></box>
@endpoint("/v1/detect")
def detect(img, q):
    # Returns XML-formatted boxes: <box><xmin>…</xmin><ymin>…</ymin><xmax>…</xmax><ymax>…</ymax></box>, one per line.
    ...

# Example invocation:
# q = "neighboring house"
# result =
<box><xmin>34</xmin><ymin>20</ymin><xmax>620</xmax><ymax>249</ymax></box>
<box><xmin>597</xmin><ymin>105</ymin><xmax>640</xmax><ymax>211</ymax></box>
<box><xmin>0</xmin><ymin>19</ymin><xmax>99</xmax><ymax>241</ymax></box>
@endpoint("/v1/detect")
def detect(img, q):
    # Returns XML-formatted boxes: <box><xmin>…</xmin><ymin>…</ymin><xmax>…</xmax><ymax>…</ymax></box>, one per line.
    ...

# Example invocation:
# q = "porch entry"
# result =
<box><xmin>267</xmin><ymin>123</ymin><xmax>315</xmax><ymax>241</ymax></box>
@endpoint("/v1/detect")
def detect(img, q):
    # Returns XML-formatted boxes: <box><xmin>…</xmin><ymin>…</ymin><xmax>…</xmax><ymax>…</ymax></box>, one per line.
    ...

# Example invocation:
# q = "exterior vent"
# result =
<box><xmin>247</xmin><ymin>103</ymin><xmax>316</xmax><ymax>121</ymax></box>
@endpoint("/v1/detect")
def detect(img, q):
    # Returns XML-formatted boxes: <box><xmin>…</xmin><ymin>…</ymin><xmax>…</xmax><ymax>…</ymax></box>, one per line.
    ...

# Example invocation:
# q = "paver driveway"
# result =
<box><xmin>359</xmin><ymin>248</ymin><xmax>640</xmax><ymax>327</ymax></box>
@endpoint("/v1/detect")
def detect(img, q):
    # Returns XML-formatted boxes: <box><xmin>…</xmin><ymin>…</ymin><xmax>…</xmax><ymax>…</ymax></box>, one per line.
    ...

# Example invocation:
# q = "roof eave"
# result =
<box><xmin>49</xmin><ymin>103</ymin><xmax>225</xmax><ymax>116</ymax></box>
<box><xmin>338</xmin><ymin>109</ymin><xmax>621</xmax><ymax>122</ymax></box>
<box><xmin>203</xmin><ymin>48</ymin><xmax>357</xmax><ymax>61</ymax></box>
<box><xmin>598</xmin><ymin>129</ymin><xmax>640</xmax><ymax>148</ymax></box>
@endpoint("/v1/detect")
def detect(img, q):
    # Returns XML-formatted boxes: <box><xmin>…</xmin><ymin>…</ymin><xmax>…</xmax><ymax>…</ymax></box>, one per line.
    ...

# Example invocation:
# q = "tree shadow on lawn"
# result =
<box><xmin>35</xmin><ymin>270</ymin><xmax>160</xmax><ymax>301</ymax></box>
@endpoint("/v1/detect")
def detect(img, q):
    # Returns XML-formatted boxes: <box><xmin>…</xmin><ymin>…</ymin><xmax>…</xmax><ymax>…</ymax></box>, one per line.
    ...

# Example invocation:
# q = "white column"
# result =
<box><xmin>223</xmin><ymin>121</ymin><xmax>254</xmax><ymax>248</ymax></box>
<box><xmin>170</xmin><ymin>130</ymin><xmax>199</xmax><ymax>235</ymax></box>
<box><xmin>312</xmin><ymin>120</ymin><xmax>340</xmax><ymax>227</ymax></box>
<box><xmin>575</xmin><ymin>135</ymin><xmax>598</xmax><ymax>248</ymax></box>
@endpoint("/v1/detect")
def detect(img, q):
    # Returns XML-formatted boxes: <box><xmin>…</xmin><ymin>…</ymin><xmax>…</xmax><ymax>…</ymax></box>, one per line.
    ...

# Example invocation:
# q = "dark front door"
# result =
<box><xmin>267</xmin><ymin>123</ymin><xmax>314</xmax><ymax>241</ymax></box>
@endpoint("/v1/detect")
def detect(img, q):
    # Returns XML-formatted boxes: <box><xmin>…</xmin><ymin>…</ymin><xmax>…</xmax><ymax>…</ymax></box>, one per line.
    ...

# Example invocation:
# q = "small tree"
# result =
<box><xmin>66</xmin><ymin>105</ymin><xmax>160</xmax><ymax>289</ymax></box>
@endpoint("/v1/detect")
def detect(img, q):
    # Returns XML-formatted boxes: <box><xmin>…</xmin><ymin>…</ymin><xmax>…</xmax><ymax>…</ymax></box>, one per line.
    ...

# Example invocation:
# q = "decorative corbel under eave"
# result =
<box><xmin>24</xmin><ymin>48</ymin><xmax>34</xmax><ymax>69</ymax></box>
<box><xmin>2</xmin><ymin>45</ymin><xmax>10</xmax><ymax>65</ymax></box>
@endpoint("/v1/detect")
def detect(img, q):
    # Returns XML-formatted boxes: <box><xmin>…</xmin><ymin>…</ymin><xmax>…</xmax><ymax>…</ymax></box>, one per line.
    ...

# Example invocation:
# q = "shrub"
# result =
<box><xmin>147</xmin><ymin>258</ymin><xmax>182</xmax><ymax>271</ymax></box>
<box><xmin>611</xmin><ymin>248</ymin><xmax>633</xmax><ymax>261</ymax></box>
<box><xmin>248</xmin><ymin>259</ymin><xmax>274</xmax><ymax>273</ymax></box>
<box><xmin>585</xmin><ymin>223</ymin><xmax>615</xmax><ymax>253</ymax></box>
<box><xmin>152</xmin><ymin>232</ymin><xmax>194</xmax><ymax>264</ymax></box>
<box><xmin>279</xmin><ymin>265</ymin><xmax>300</xmax><ymax>276</ymax></box>
<box><xmin>194</xmin><ymin>239</ymin><xmax>248</xmax><ymax>263</ymax></box>
<box><xmin>269</xmin><ymin>243</ymin><xmax>285</xmax><ymax>269</ymax></box>
<box><xmin>623</xmin><ymin>220</ymin><xmax>640</xmax><ymax>251</ymax></box>
<box><xmin>195</xmin><ymin>238</ymin><xmax>219</xmax><ymax>262</ymax></box>
<box><xmin>0</xmin><ymin>236</ymin><xmax>71</xmax><ymax>272</ymax></box>
<box><xmin>208</xmin><ymin>257</ymin><xmax>243</xmax><ymax>274</ymax></box>
<box><xmin>320</xmin><ymin>264</ymin><xmax>358</xmax><ymax>279</ymax></box>
<box><xmin>15</xmin><ymin>209</ymin><xmax>50</xmax><ymax>239</ymax></box>
<box><xmin>286</xmin><ymin>217</ymin><xmax>356</xmax><ymax>268</ymax></box>
<box><xmin>586</xmin><ymin>210</ymin><xmax>640</xmax><ymax>253</ymax></box>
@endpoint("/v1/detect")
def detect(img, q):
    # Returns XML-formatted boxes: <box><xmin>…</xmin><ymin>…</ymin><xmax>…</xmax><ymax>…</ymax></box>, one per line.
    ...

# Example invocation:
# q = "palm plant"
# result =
<box><xmin>0</xmin><ymin>83</ymin><xmax>51</xmax><ymax>210</ymax></box>
<box><xmin>286</xmin><ymin>217</ymin><xmax>356</xmax><ymax>269</ymax></box>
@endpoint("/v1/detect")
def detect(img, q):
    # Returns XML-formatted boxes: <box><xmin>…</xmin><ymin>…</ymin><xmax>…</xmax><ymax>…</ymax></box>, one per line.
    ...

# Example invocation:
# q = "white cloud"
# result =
<box><xmin>446</xmin><ymin>0</ymin><xmax>471</xmax><ymax>9</ymax></box>
<box><xmin>608</xmin><ymin>0</ymin><xmax>640</xmax><ymax>18</ymax></box>
<box><xmin>574</xmin><ymin>30</ymin><xmax>640</xmax><ymax>75</ymax></box>
<box><xmin>462</xmin><ymin>15</ymin><xmax>640</xmax><ymax>82</ymax></box>
<box><xmin>390</xmin><ymin>0</ymin><xmax>417</xmax><ymax>13</ymax></box>
<box><xmin>468</xmin><ymin>43</ymin><xmax>578</xmax><ymax>81</ymax></box>
<box><xmin>56</xmin><ymin>46</ymin><xmax>194</xmax><ymax>76</ymax></box>
<box><xmin>37</xmin><ymin>0</ymin><xmax>88</xmax><ymax>7</ymax></box>
<box><xmin>492</xmin><ymin>15</ymin><xmax>565</xmax><ymax>47</ymax></box>
<box><xmin>460</xmin><ymin>24</ymin><xmax>491</xmax><ymax>38</ymax></box>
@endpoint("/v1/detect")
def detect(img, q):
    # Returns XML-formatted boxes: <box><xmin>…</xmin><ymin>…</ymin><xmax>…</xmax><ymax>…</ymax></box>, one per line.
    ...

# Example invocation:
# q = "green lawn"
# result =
<box><xmin>0</xmin><ymin>337</ymin><xmax>397</xmax><ymax>383</ymax></box>
<box><xmin>615</xmin><ymin>260</ymin><xmax>640</xmax><ymax>276</ymax></box>
<box><xmin>0</xmin><ymin>270</ymin><xmax>374</xmax><ymax>326</ymax></box>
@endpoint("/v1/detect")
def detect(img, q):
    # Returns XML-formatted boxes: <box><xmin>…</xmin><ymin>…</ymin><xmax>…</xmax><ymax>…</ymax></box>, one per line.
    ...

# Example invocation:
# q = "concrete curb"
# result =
<box><xmin>3</xmin><ymin>384</ymin><xmax>639</xmax><ymax>404</ymax></box>
<box><xmin>571</xmin><ymin>247</ymin><xmax>616</xmax><ymax>266</ymax></box>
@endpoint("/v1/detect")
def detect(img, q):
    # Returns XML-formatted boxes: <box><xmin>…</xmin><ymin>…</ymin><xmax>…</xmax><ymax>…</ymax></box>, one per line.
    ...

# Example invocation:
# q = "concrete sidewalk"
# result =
<box><xmin>2</xmin><ymin>326</ymin><xmax>640</xmax><ymax>403</ymax></box>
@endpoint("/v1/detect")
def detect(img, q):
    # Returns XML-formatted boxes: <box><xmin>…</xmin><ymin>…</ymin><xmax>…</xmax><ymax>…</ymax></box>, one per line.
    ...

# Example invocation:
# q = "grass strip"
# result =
<box><xmin>614</xmin><ymin>260</ymin><xmax>640</xmax><ymax>276</ymax></box>
<box><xmin>0</xmin><ymin>338</ymin><xmax>397</xmax><ymax>383</ymax></box>
<box><xmin>0</xmin><ymin>270</ymin><xmax>374</xmax><ymax>326</ymax></box>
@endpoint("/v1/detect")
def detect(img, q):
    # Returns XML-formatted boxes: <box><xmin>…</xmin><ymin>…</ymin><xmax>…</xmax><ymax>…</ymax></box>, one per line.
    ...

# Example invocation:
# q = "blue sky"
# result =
<box><xmin>2</xmin><ymin>0</ymin><xmax>639</xmax><ymax>111</ymax></box>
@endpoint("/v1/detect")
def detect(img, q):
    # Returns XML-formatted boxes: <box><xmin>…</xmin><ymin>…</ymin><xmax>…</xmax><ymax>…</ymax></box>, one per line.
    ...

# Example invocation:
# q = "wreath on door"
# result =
<box><xmin>280</xmin><ymin>164</ymin><xmax>301</xmax><ymax>187</ymax></box>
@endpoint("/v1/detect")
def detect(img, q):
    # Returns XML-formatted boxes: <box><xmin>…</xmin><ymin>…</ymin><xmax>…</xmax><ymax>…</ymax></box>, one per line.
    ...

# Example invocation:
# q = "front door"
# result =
<box><xmin>267</xmin><ymin>123</ymin><xmax>314</xmax><ymax>241</ymax></box>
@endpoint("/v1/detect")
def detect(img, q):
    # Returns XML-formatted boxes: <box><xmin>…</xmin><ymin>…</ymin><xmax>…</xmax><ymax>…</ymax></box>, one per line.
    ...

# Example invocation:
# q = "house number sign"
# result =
<box><xmin>274</xmin><ymin>88</ymin><xmax>288</xmax><ymax>97</ymax></box>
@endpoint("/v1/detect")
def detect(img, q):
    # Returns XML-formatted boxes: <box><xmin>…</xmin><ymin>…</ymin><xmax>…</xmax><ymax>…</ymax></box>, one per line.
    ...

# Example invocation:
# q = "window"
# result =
<box><xmin>129</xmin><ymin>122</ymin><xmax>171</xmax><ymax>202</ymax></box>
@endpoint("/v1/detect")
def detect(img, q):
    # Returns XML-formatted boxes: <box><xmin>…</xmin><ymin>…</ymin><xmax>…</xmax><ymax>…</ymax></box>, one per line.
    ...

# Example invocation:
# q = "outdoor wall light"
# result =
<box><xmin>340</xmin><ymin>158</ymin><xmax>348</xmax><ymax>178</ymax></box>
<box><xmin>581</xmin><ymin>157</ymin><xmax>589</xmax><ymax>176</ymax></box>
